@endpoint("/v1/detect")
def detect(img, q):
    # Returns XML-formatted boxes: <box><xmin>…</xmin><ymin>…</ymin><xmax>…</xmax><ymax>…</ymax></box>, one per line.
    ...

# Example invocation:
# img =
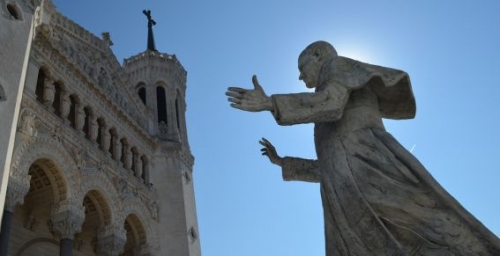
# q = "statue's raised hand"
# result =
<box><xmin>259</xmin><ymin>138</ymin><xmax>283</xmax><ymax>166</ymax></box>
<box><xmin>226</xmin><ymin>75</ymin><xmax>273</xmax><ymax>112</ymax></box>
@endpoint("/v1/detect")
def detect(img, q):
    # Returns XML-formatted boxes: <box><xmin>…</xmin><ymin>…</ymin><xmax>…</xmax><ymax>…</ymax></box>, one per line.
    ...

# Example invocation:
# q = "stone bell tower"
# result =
<box><xmin>123</xmin><ymin>10</ymin><xmax>201</xmax><ymax>256</ymax></box>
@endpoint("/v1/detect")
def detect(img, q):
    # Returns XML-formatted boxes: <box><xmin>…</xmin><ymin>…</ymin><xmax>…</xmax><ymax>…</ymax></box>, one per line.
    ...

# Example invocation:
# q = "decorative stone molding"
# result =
<box><xmin>10</xmin><ymin>133</ymin><xmax>81</xmax><ymax>204</ymax></box>
<box><xmin>50</xmin><ymin>199</ymin><xmax>85</xmax><ymax>239</ymax></box>
<box><xmin>81</xmin><ymin>169</ymin><xmax>122</xmax><ymax>223</ymax></box>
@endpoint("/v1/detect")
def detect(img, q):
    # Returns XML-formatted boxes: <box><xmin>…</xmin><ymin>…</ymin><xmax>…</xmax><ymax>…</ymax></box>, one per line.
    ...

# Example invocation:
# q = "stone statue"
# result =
<box><xmin>226</xmin><ymin>41</ymin><xmax>500</xmax><ymax>255</ymax></box>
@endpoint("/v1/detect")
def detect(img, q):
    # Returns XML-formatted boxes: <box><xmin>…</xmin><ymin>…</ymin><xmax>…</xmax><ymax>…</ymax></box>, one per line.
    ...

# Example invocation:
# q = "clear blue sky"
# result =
<box><xmin>53</xmin><ymin>1</ymin><xmax>500</xmax><ymax>255</ymax></box>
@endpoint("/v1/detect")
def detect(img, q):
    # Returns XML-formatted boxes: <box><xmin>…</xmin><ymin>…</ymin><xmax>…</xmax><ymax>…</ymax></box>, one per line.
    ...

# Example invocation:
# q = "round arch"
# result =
<box><xmin>118</xmin><ymin>197</ymin><xmax>159</xmax><ymax>252</ymax></box>
<box><xmin>11</xmin><ymin>133</ymin><xmax>82</xmax><ymax>203</ymax></box>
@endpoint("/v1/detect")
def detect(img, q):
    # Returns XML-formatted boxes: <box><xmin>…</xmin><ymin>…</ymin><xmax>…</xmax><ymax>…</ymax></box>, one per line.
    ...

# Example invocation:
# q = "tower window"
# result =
<box><xmin>138</xmin><ymin>87</ymin><xmax>146</xmax><ymax>105</ymax></box>
<box><xmin>175</xmin><ymin>96</ymin><xmax>180</xmax><ymax>130</ymax></box>
<box><xmin>156</xmin><ymin>86</ymin><xmax>167</xmax><ymax>124</ymax></box>
<box><xmin>7</xmin><ymin>3</ymin><xmax>21</xmax><ymax>20</ymax></box>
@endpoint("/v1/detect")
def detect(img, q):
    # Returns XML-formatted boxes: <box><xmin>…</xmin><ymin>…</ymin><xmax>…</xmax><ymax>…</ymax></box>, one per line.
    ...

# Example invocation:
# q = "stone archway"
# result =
<box><xmin>10</xmin><ymin>132</ymin><xmax>81</xmax><ymax>202</ymax></box>
<box><xmin>8</xmin><ymin>158</ymin><xmax>70</xmax><ymax>255</ymax></box>
<box><xmin>118</xmin><ymin>197</ymin><xmax>159</xmax><ymax>255</ymax></box>
<box><xmin>121</xmin><ymin>213</ymin><xmax>147</xmax><ymax>256</ymax></box>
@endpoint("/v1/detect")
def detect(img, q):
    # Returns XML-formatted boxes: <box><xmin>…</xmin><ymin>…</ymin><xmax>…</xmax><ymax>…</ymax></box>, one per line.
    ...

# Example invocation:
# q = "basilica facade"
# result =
<box><xmin>0</xmin><ymin>0</ymin><xmax>201</xmax><ymax>255</ymax></box>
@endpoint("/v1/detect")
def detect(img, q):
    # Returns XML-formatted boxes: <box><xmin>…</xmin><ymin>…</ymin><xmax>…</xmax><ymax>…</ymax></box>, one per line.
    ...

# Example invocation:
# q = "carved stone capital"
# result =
<box><xmin>4</xmin><ymin>176</ymin><xmax>31</xmax><ymax>212</ymax></box>
<box><xmin>97</xmin><ymin>225</ymin><xmax>127</xmax><ymax>256</ymax></box>
<box><xmin>50</xmin><ymin>200</ymin><xmax>85</xmax><ymax>239</ymax></box>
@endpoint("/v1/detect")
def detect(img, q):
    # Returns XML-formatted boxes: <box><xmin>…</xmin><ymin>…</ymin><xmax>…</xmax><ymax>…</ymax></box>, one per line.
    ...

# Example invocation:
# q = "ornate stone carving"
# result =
<box><xmin>97</xmin><ymin>225</ymin><xmax>127</xmax><ymax>256</ymax></box>
<box><xmin>70</xmin><ymin>146</ymin><xmax>87</xmax><ymax>170</ymax></box>
<box><xmin>18</xmin><ymin>108</ymin><xmax>38</xmax><ymax>139</ymax></box>
<box><xmin>4</xmin><ymin>176</ymin><xmax>31</xmax><ymax>212</ymax></box>
<box><xmin>50</xmin><ymin>199</ymin><xmax>86</xmax><ymax>239</ymax></box>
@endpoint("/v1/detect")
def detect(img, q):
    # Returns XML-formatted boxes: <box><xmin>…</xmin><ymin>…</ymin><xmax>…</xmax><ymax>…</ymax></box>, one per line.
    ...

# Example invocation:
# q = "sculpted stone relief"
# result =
<box><xmin>226</xmin><ymin>41</ymin><xmax>500</xmax><ymax>255</ymax></box>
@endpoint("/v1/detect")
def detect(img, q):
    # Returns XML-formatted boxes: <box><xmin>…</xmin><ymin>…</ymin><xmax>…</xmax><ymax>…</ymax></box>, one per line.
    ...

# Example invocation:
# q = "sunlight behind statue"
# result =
<box><xmin>226</xmin><ymin>41</ymin><xmax>500</xmax><ymax>255</ymax></box>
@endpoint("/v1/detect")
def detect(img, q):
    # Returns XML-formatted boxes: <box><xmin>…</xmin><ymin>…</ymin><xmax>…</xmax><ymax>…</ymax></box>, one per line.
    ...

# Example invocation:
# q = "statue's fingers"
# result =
<box><xmin>228</xmin><ymin>97</ymin><xmax>241</xmax><ymax>104</ymax></box>
<box><xmin>261</xmin><ymin>137</ymin><xmax>271</xmax><ymax>145</ymax></box>
<box><xmin>230</xmin><ymin>103</ymin><xmax>249</xmax><ymax>111</ymax></box>
<box><xmin>227</xmin><ymin>87</ymin><xmax>248</xmax><ymax>93</ymax></box>
<box><xmin>225</xmin><ymin>91</ymin><xmax>243</xmax><ymax>99</ymax></box>
<box><xmin>252</xmin><ymin>75</ymin><xmax>263</xmax><ymax>91</ymax></box>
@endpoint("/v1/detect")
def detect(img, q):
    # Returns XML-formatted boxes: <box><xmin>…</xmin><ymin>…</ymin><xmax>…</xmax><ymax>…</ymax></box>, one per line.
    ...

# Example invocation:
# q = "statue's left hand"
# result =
<box><xmin>226</xmin><ymin>75</ymin><xmax>273</xmax><ymax>112</ymax></box>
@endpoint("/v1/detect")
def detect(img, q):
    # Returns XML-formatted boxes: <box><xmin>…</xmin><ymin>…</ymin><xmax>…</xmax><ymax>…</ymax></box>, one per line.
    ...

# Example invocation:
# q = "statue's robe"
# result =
<box><xmin>271</xmin><ymin>57</ymin><xmax>500</xmax><ymax>255</ymax></box>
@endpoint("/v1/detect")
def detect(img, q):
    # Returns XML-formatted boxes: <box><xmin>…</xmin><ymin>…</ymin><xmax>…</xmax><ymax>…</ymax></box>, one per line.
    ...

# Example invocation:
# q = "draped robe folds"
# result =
<box><xmin>270</xmin><ymin>56</ymin><xmax>500</xmax><ymax>255</ymax></box>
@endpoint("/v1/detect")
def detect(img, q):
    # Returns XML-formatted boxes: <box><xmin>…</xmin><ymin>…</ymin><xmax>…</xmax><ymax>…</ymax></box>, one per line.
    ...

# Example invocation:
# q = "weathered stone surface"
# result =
<box><xmin>227</xmin><ymin>41</ymin><xmax>500</xmax><ymax>255</ymax></box>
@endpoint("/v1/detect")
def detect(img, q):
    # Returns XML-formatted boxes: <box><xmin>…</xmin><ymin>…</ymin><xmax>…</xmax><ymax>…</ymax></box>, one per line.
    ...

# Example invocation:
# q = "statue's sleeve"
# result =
<box><xmin>281</xmin><ymin>157</ymin><xmax>320</xmax><ymax>183</ymax></box>
<box><xmin>271</xmin><ymin>82</ymin><xmax>349</xmax><ymax>125</ymax></box>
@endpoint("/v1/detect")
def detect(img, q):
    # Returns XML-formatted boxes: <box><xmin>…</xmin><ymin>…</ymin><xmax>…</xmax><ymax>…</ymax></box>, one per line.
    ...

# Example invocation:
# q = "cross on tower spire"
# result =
<box><xmin>143</xmin><ymin>10</ymin><xmax>157</xmax><ymax>51</ymax></box>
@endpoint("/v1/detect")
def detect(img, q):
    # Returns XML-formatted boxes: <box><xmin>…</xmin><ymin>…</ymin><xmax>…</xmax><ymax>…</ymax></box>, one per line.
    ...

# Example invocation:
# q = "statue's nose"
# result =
<box><xmin>299</xmin><ymin>73</ymin><xmax>306</xmax><ymax>80</ymax></box>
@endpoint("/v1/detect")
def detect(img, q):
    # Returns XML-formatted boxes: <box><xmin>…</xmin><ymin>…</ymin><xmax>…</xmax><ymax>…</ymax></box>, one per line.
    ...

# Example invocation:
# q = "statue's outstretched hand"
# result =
<box><xmin>226</xmin><ymin>75</ymin><xmax>273</xmax><ymax>112</ymax></box>
<box><xmin>259</xmin><ymin>138</ymin><xmax>283</xmax><ymax>166</ymax></box>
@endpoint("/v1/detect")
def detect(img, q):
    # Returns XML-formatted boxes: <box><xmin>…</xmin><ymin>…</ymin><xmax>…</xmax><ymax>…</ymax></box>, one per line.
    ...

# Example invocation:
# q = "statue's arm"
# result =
<box><xmin>271</xmin><ymin>82</ymin><xmax>349</xmax><ymax>125</ymax></box>
<box><xmin>281</xmin><ymin>157</ymin><xmax>321</xmax><ymax>183</ymax></box>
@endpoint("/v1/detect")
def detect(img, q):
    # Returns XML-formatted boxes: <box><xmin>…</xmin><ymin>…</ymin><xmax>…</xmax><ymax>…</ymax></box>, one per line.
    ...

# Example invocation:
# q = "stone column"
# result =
<box><xmin>124</xmin><ymin>148</ymin><xmax>132</xmax><ymax>170</ymax></box>
<box><xmin>0</xmin><ymin>176</ymin><xmax>31</xmax><ymax>256</ymax></box>
<box><xmin>0</xmin><ymin>210</ymin><xmax>13</xmax><ymax>256</ymax></box>
<box><xmin>97</xmin><ymin>225</ymin><xmax>126</xmax><ymax>256</ymax></box>
<box><xmin>102</xmin><ymin>126</ymin><xmax>111</xmax><ymax>155</ymax></box>
<box><xmin>113</xmin><ymin>138</ymin><xmax>122</xmax><ymax>162</ymax></box>
<box><xmin>43</xmin><ymin>78</ymin><xmax>55</xmax><ymax>108</ymax></box>
<box><xmin>89</xmin><ymin>116</ymin><xmax>98</xmax><ymax>142</ymax></box>
<box><xmin>60</xmin><ymin>91</ymin><xmax>70</xmax><ymax>122</ymax></box>
<box><xmin>134</xmin><ymin>153</ymin><xmax>143</xmax><ymax>179</ymax></box>
<box><xmin>75</xmin><ymin>105</ymin><xmax>85</xmax><ymax>133</ymax></box>
<box><xmin>50</xmin><ymin>200</ymin><xmax>85</xmax><ymax>256</ymax></box>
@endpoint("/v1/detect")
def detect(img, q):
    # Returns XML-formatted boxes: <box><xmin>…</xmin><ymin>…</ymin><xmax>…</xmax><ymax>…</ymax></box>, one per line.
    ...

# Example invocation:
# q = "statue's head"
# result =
<box><xmin>298</xmin><ymin>41</ymin><xmax>338</xmax><ymax>88</ymax></box>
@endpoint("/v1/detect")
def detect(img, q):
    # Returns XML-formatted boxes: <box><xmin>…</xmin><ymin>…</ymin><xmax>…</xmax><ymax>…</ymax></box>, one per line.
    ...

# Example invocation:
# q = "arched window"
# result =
<box><xmin>137</xmin><ymin>84</ymin><xmax>146</xmax><ymax>105</ymax></box>
<box><xmin>68</xmin><ymin>95</ymin><xmax>78</xmax><ymax>128</ymax></box>
<box><xmin>35</xmin><ymin>69</ymin><xmax>46</xmax><ymax>103</ymax></box>
<box><xmin>156</xmin><ymin>86</ymin><xmax>167</xmax><ymax>124</ymax></box>
<box><xmin>52</xmin><ymin>82</ymin><xmax>62</xmax><ymax>116</ymax></box>
<box><xmin>175</xmin><ymin>91</ymin><xmax>181</xmax><ymax>131</ymax></box>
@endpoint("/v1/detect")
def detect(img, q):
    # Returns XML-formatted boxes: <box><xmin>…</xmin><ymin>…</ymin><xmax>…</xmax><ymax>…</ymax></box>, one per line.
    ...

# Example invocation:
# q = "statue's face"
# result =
<box><xmin>298</xmin><ymin>53</ymin><xmax>322</xmax><ymax>88</ymax></box>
